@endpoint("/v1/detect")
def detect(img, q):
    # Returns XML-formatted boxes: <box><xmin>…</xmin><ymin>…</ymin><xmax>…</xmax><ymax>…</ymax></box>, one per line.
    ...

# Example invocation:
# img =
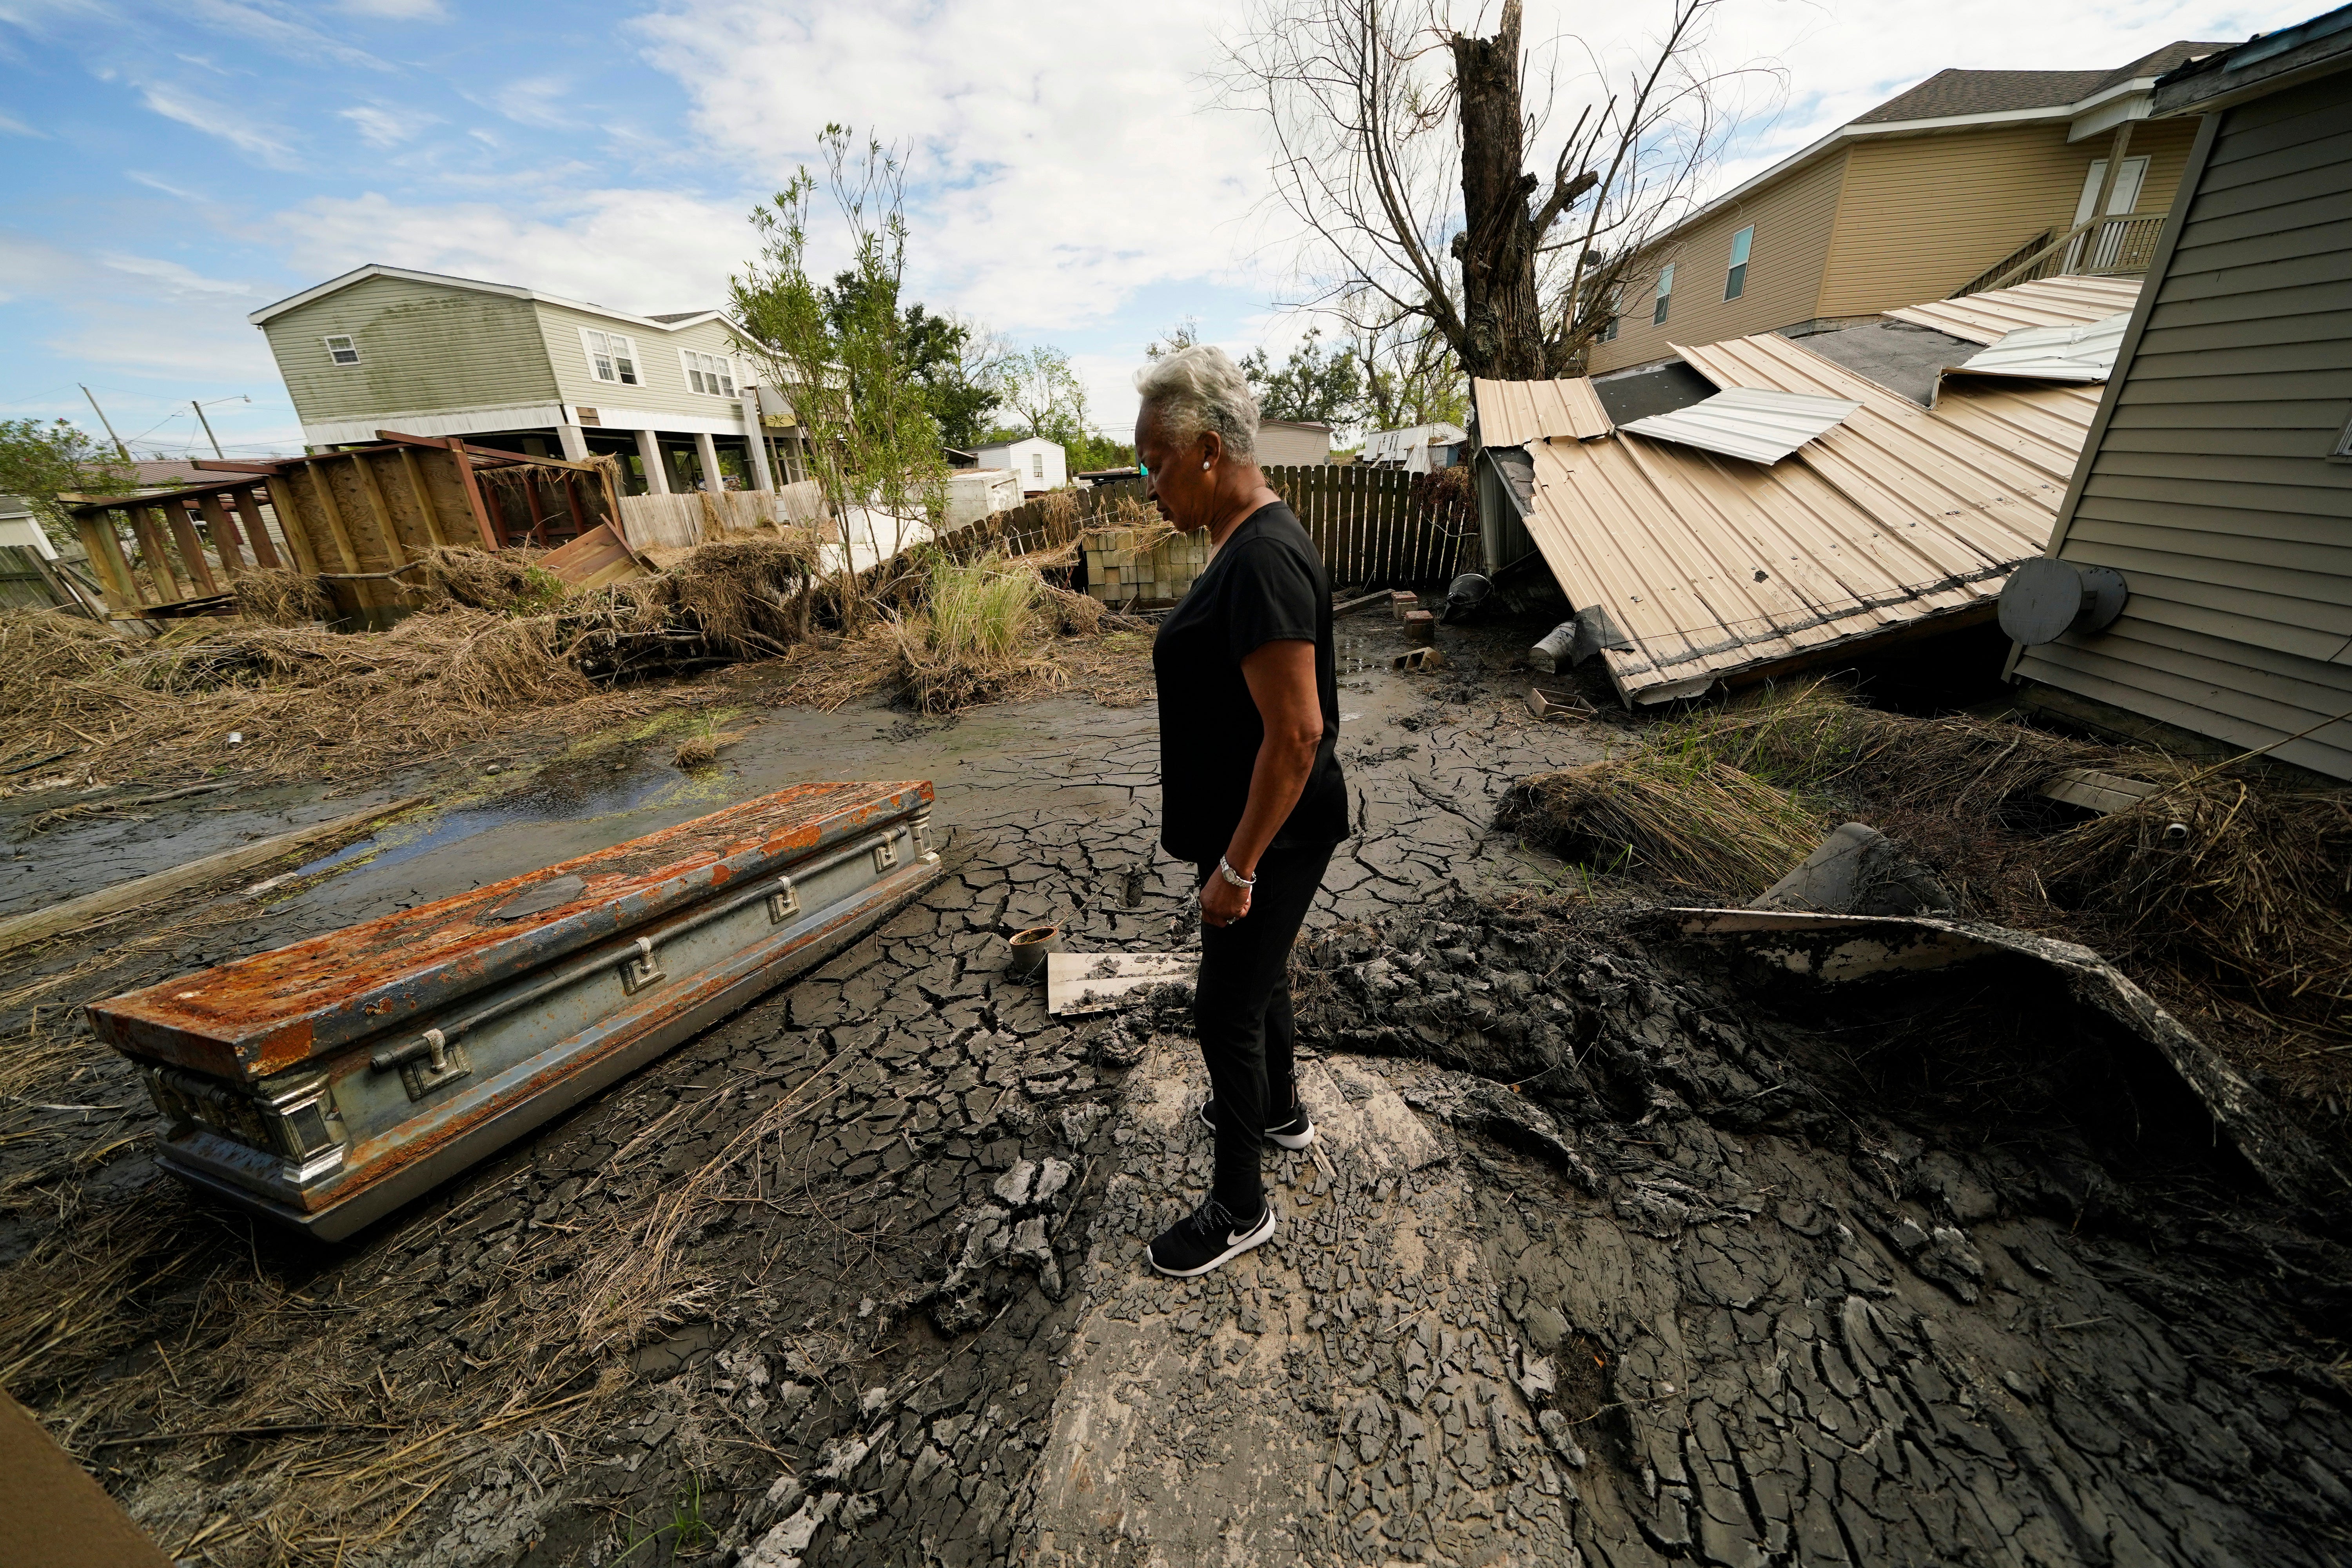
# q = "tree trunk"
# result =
<box><xmin>1450</xmin><ymin>1</ymin><xmax>1548</xmax><ymax>382</ymax></box>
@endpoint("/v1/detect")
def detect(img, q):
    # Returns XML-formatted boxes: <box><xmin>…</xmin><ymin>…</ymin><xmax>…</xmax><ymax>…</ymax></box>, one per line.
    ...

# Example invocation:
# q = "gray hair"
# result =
<box><xmin>1133</xmin><ymin>344</ymin><xmax>1260</xmax><ymax>462</ymax></box>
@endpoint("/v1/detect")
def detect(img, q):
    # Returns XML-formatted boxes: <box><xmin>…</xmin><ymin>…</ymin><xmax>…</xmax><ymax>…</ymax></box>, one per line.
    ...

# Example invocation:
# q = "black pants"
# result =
<box><xmin>1194</xmin><ymin>842</ymin><xmax>1335</xmax><ymax>1218</ymax></box>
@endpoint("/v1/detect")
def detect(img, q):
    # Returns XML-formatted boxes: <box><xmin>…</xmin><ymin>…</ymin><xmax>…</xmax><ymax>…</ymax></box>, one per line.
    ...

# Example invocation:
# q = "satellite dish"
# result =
<box><xmin>1999</xmin><ymin>559</ymin><xmax>2128</xmax><ymax>646</ymax></box>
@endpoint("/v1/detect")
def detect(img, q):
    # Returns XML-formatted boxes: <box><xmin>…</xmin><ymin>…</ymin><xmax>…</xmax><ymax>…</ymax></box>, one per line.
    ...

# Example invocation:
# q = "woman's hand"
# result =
<box><xmin>1200</xmin><ymin>871</ymin><xmax>1252</xmax><ymax>928</ymax></box>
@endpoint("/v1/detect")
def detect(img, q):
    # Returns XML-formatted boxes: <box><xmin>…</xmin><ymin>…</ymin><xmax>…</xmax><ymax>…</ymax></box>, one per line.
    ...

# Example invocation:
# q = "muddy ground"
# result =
<box><xmin>3</xmin><ymin>612</ymin><xmax>2348</xmax><ymax>1567</ymax></box>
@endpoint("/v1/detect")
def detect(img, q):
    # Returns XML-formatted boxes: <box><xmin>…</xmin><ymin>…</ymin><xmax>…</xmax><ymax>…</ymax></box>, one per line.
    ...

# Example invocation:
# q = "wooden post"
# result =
<box><xmin>198</xmin><ymin>491</ymin><xmax>247</xmax><ymax>578</ymax></box>
<box><xmin>265</xmin><ymin>477</ymin><xmax>320</xmax><ymax>573</ymax></box>
<box><xmin>126</xmin><ymin>505</ymin><xmax>185</xmax><ymax>601</ymax></box>
<box><xmin>452</xmin><ymin>445</ymin><xmax>502</xmax><ymax>549</ymax></box>
<box><xmin>520</xmin><ymin>468</ymin><xmax>544</xmax><ymax>545</ymax></box>
<box><xmin>162</xmin><ymin>501</ymin><xmax>220</xmax><ymax>595</ymax></box>
<box><xmin>229</xmin><ymin>485</ymin><xmax>284</xmax><ymax>570</ymax></box>
<box><xmin>74</xmin><ymin>512</ymin><xmax>135</xmax><ymax>611</ymax></box>
<box><xmin>397</xmin><ymin>446</ymin><xmax>449</xmax><ymax>548</ymax></box>
<box><xmin>350</xmin><ymin>451</ymin><xmax>409</xmax><ymax>568</ymax></box>
<box><xmin>303</xmin><ymin>461</ymin><xmax>364</xmax><ymax>573</ymax></box>
<box><xmin>560</xmin><ymin>471</ymin><xmax>588</xmax><ymax>539</ymax></box>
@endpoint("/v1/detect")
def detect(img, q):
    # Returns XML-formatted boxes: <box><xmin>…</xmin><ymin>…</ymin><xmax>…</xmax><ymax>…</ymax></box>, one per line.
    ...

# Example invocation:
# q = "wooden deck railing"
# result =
<box><xmin>1961</xmin><ymin>212</ymin><xmax>2167</xmax><ymax>298</ymax></box>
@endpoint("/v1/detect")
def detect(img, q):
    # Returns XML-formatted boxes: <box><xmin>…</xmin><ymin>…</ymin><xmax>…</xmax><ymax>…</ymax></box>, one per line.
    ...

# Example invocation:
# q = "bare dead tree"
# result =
<box><xmin>1225</xmin><ymin>0</ymin><xmax>1776</xmax><ymax>398</ymax></box>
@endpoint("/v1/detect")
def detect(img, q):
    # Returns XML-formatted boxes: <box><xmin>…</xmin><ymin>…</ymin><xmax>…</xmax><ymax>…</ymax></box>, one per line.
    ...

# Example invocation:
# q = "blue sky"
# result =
<box><xmin>0</xmin><ymin>0</ymin><xmax>2297</xmax><ymax>457</ymax></box>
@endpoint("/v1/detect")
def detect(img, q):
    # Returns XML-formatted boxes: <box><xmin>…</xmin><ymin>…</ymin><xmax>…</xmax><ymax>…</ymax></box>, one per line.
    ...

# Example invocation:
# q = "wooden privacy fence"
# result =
<box><xmin>927</xmin><ymin>483</ymin><xmax>1105</xmax><ymax>564</ymax></box>
<box><xmin>616</xmin><ymin>481</ymin><xmax>828</xmax><ymax>552</ymax></box>
<box><xmin>1265</xmin><ymin>464</ymin><xmax>1479</xmax><ymax>589</ymax></box>
<box><xmin>929</xmin><ymin>468</ymin><xmax>1477</xmax><ymax>593</ymax></box>
<box><xmin>62</xmin><ymin>435</ymin><xmax>622</xmax><ymax>619</ymax></box>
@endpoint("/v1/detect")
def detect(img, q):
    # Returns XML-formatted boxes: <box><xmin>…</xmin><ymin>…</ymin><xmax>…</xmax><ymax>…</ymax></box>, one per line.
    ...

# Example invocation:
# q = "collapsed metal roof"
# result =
<box><xmin>1884</xmin><ymin>274</ymin><xmax>2143</xmax><ymax>344</ymax></box>
<box><xmin>1472</xmin><ymin>377</ymin><xmax>1612</xmax><ymax>446</ymax></box>
<box><xmin>1493</xmin><ymin>276</ymin><xmax>2119</xmax><ymax>705</ymax></box>
<box><xmin>1948</xmin><ymin>312</ymin><xmax>2132</xmax><ymax>382</ymax></box>
<box><xmin>1617</xmin><ymin>387</ymin><xmax>1863</xmax><ymax>465</ymax></box>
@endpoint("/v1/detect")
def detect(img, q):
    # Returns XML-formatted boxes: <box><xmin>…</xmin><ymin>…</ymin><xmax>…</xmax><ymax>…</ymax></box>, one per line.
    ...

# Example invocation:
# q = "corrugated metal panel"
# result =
<box><xmin>1521</xmin><ymin>432</ymin><xmax>1999</xmax><ymax>702</ymax></box>
<box><xmin>1617</xmin><ymin>387</ymin><xmax>1861</xmax><ymax>465</ymax></box>
<box><xmin>1673</xmin><ymin>332</ymin><xmax>2078</xmax><ymax>547</ymax></box>
<box><xmin>1949</xmin><ymin>312</ymin><xmax>2131</xmax><ymax>381</ymax></box>
<box><xmin>1519</xmin><ymin>330</ymin><xmax>2085</xmax><ymax>703</ymax></box>
<box><xmin>2015</xmin><ymin>72</ymin><xmax>2352</xmax><ymax>781</ymax></box>
<box><xmin>1473</xmin><ymin>377</ymin><xmax>1612</xmax><ymax>447</ymax></box>
<box><xmin>1887</xmin><ymin>275</ymin><xmax>2145</xmax><ymax>343</ymax></box>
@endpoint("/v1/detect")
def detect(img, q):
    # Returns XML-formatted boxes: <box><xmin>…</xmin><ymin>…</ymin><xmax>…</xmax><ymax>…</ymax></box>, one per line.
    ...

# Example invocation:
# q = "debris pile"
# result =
<box><xmin>1501</xmin><ymin>680</ymin><xmax>2352</xmax><ymax>1116</ymax></box>
<box><xmin>0</xmin><ymin>534</ymin><xmax>1154</xmax><ymax>785</ymax></box>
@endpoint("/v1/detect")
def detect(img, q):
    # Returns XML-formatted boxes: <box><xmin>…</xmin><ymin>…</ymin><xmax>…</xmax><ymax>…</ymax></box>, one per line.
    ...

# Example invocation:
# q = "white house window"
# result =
<box><xmin>323</xmin><ymin>334</ymin><xmax>361</xmax><ymax>366</ymax></box>
<box><xmin>582</xmin><ymin>328</ymin><xmax>640</xmax><ymax>386</ymax></box>
<box><xmin>1724</xmin><ymin>226</ymin><xmax>1754</xmax><ymax>301</ymax></box>
<box><xmin>1031</xmin><ymin>452</ymin><xmax>1044</xmax><ymax>479</ymax></box>
<box><xmin>682</xmin><ymin>350</ymin><xmax>737</xmax><ymax>397</ymax></box>
<box><xmin>1653</xmin><ymin>263</ymin><xmax>1675</xmax><ymax>325</ymax></box>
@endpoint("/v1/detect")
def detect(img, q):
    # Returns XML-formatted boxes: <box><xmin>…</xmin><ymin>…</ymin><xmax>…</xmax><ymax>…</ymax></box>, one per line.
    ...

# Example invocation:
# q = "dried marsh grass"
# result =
<box><xmin>1500</xmin><ymin>748</ymin><xmax>1827</xmax><ymax>898</ymax></box>
<box><xmin>230</xmin><ymin>569</ymin><xmax>333</xmax><ymax>627</ymax></box>
<box><xmin>0</xmin><ymin>606</ymin><xmax>643</xmax><ymax>783</ymax></box>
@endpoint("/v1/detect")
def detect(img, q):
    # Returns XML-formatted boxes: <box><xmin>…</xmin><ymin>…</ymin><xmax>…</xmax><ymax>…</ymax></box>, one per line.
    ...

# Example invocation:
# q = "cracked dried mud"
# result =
<box><xmin>3</xmin><ymin>617</ymin><xmax>2347</xmax><ymax>1568</ymax></box>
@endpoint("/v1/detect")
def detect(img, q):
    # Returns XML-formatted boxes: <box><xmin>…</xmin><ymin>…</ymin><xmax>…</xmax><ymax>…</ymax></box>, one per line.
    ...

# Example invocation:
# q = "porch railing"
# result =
<box><xmin>1958</xmin><ymin>212</ymin><xmax>2167</xmax><ymax>298</ymax></box>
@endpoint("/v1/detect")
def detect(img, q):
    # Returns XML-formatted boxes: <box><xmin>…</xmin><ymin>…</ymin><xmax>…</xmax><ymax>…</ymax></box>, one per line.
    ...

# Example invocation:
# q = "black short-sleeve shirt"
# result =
<box><xmin>1151</xmin><ymin>502</ymin><xmax>1349</xmax><ymax>864</ymax></box>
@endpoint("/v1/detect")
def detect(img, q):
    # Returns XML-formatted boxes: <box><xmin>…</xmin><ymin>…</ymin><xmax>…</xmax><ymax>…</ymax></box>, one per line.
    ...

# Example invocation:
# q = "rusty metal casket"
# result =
<box><xmin>88</xmin><ymin>781</ymin><xmax>942</xmax><ymax>1239</ymax></box>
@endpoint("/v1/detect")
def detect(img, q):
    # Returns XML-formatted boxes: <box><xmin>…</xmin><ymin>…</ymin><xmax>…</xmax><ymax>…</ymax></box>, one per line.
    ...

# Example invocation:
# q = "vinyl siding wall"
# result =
<box><xmin>1817</xmin><ymin>117</ymin><xmax>2203</xmax><ymax>318</ymax></box>
<box><xmin>2017</xmin><ymin>76</ymin><xmax>2352</xmax><ymax>781</ymax></box>
<box><xmin>1587</xmin><ymin>151</ymin><xmax>1850</xmax><ymax>374</ymax></box>
<box><xmin>262</xmin><ymin>275</ymin><xmax>559</xmax><ymax>425</ymax></box>
<box><xmin>534</xmin><ymin>305</ymin><xmax>753</xmax><ymax>422</ymax></box>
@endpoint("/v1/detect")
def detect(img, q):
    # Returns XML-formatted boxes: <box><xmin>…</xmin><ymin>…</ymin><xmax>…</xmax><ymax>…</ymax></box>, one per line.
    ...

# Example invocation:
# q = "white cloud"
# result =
<box><xmin>126</xmin><ymin>170</ymin><xmax>208</xmax><ymax>201</ymax></box>
<box><xmin>0</xmin><ymin>231</ymin><xmax>279</xmax><ymax>380</ymax></box>
<box><xmin>101</xmin><ymin>252</ymin><xmax>263</xmax><ymax>297</ymax></box>
<box><xmin>630</xmin><ymin>0</ymin><xmax>1279</xmax><ymax>338</ymax></box>
<box><xmin>490</xmin><ymin>75</ymin><xmax>579</xmax><ymax>131</ymax></box>
<box><xmin>0</xmin><ymin>107</ymin><xmax>42</xmax><ymax>137</ymax></box>
<box><xmin>185</xmin><ymin>0</ymin><xmax>391</xmax><ymax>70</ymax></box>
<box><xmin>139</xmin><ymin>82</ymin><xmax>301</xmax><ymax>168</ymax></box>
<box><xmin>280</xmin><ymin>188</ymin><xmax>754</xmax><ymax>316</ymax></box>
<box><xmin>340</xmin><ymin>102</ymin><xmax>438</xmax><ymax>147</ymax></box>
<box><xmin>338</xmin><ymin>0</ymin><xmax>448</xmax><ymax>18</ymax></box>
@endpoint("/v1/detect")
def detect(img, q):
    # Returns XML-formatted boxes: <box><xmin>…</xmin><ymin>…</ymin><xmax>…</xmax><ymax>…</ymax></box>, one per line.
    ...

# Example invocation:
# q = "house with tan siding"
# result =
<box><xmin>1587</xmin><ymin>42</ymin><xmax>2227</xmax><ymax>376</ymax></box>
<box><xmin>2004</xmin><ymin>6</ymin><xmax>2352</xmax><ymax>782</ymax></box>
<box><xmin>249</xmin><ymin>265</ymin><xmax>805</xmax><ymax>497</ymax></box>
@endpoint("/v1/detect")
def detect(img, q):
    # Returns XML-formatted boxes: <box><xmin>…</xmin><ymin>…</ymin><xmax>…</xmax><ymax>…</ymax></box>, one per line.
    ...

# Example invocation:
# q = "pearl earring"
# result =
<box><xmin>1201</xmin><ymin>460</ymin><xmax>1210</xmax><ymax>471</ymax></box>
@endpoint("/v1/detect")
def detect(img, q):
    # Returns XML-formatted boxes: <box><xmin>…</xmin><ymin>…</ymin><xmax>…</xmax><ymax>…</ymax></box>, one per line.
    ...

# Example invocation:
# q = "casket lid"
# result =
<box><xmin>88</xmin><ymin>780</ymin><xmax>930</xmax><ymax>1081</ymax></box>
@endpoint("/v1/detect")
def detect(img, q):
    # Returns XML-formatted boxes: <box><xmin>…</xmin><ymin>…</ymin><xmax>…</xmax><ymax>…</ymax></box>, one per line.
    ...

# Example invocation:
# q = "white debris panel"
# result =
<box><xmin>1616</xmin><ymin>386</ymin><xmax>1863</xmax><ymax>465</ymax></box>
<box><xmin>1947</xmin><ymin>312</ymin><xmax>2131</xmax><ymax>383</ymax></box>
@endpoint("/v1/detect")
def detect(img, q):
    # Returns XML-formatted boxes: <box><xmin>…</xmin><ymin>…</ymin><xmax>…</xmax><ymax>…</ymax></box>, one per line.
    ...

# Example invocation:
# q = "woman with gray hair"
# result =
<box><xmin>1133</xmin><ymin>344</ymin><xmax>1348</xmax><ymax>1278</ymax></box>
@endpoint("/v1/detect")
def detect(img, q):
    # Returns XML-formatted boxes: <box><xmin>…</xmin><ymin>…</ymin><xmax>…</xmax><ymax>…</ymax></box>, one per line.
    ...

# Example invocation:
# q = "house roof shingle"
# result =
<box><xmin>1849</xmin><ymin>41</ymin><xmax>2229</xmax><ymax>124</ymax></box>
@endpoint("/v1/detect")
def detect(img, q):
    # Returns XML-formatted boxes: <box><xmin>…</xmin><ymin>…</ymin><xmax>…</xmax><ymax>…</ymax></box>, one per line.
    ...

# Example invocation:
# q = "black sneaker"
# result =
<box><xmin>1147</xmin><ymin>1196</ymin><xmax>1277</xmax><ymax>1278</ymax></box>
<box><xmin>1198</xmin><ymin>1096</ymin><xmax>1318</xmax><ymax>1151</ymax></box>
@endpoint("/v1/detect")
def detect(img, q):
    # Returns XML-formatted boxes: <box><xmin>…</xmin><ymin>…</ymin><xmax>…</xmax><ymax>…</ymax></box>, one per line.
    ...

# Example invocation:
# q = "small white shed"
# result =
<box><xmin>944</xmin><ymin>469</ymin><xmax>1024</xmax><ymax>528</ymax></box>
<box><xmin>1256</xmin><ymin>419</ymin><xmax>1332</xmax><ymax>466</ymax></box>
<box><xmin>974</xmin><ymin>437</ymin><xmax>1066</xmax><ymax>493</ymax></box>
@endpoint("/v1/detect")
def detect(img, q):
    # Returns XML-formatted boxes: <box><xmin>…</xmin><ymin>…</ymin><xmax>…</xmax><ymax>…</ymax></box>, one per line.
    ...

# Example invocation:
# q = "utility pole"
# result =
<box><xmin>80</xmin><ymin>385</ymin><xmax>131</xmax><ymax>462</ymax></box>
<box><xmin>188</xmin><ymin>396</ymin><xmax>247</xmax><ymax>460</ymax></box>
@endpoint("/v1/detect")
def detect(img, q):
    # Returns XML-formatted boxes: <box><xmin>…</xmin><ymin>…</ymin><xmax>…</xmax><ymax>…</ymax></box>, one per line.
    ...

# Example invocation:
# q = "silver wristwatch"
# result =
<box><xmin>1216</xmin><ymin>856</ymin><xmax>1256</xmax><ymax>889</ymax></box>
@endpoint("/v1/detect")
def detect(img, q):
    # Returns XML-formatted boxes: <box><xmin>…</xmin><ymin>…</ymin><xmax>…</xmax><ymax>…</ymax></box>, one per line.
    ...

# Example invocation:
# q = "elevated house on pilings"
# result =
<box><xmin>248</xmin><ymin>265</ymin><xmax>810</xmax><ymax>498</ymax></box>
